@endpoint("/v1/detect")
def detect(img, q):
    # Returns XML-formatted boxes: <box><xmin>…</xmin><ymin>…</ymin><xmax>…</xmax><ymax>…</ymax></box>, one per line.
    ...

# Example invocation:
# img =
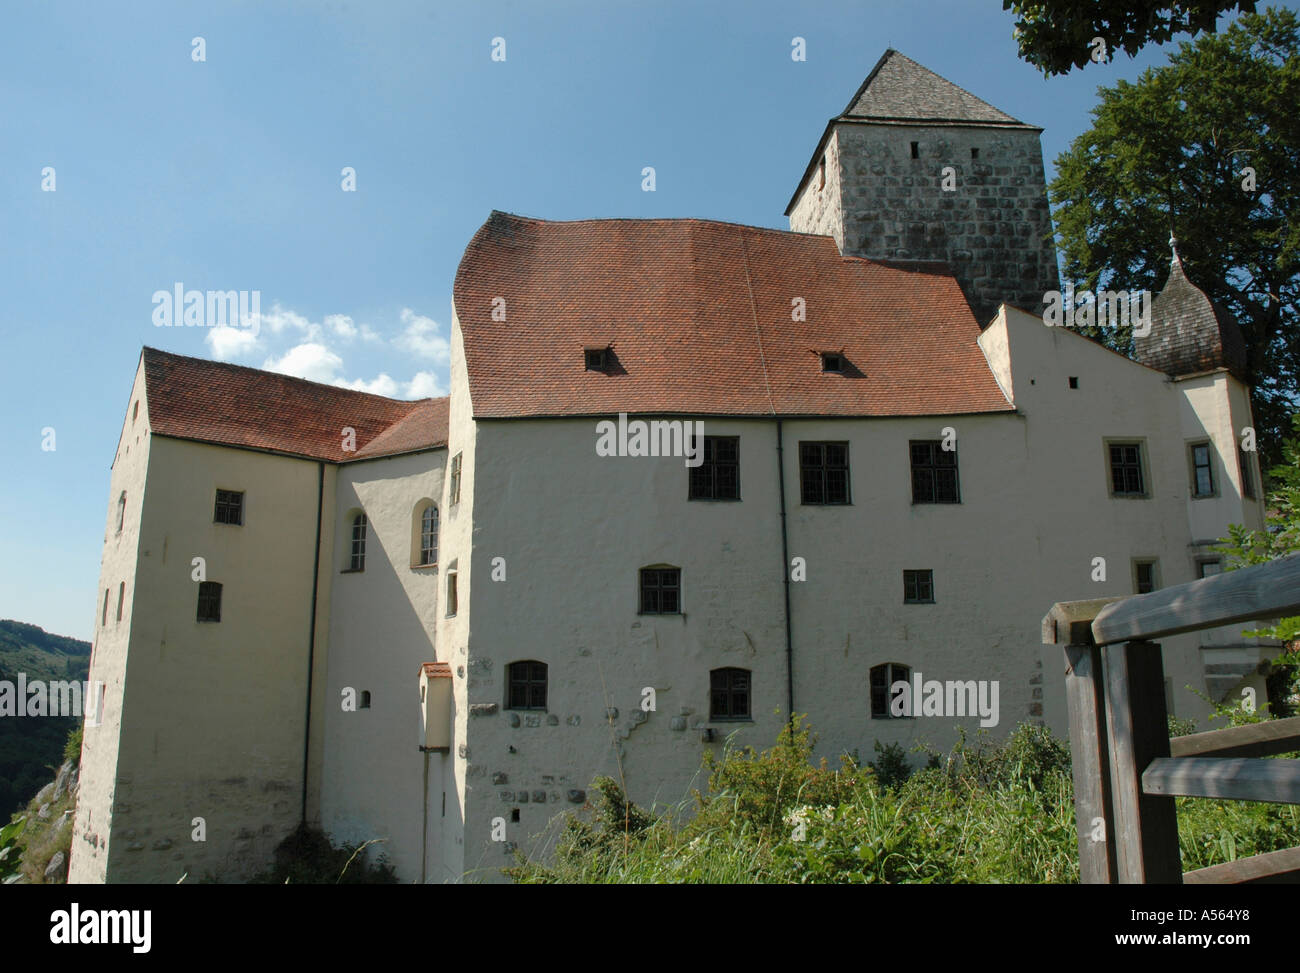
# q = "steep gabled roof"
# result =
<box><xmin>141</xmin><ymin>347</ymin><xmax>448</xmax><ymax>462</ymax></box>
<box><xmin>452</xmin><ymin>212</ymin><xmax>1013</xmax><ymax>420</ymax></box>
<box><xmin>1136</xmin><ymin>251</ymin><xmax>1249</xmax><ymax>381</ymax></box>
<box><xmin>841</xmin><ymin>49</ymin><xmax>1025</xmax><ymax>125</ymax></box>
<box><xmin>785</xmin><ymin>50</ymin><xmax>1039</xmax><ymax>216</ymax></box>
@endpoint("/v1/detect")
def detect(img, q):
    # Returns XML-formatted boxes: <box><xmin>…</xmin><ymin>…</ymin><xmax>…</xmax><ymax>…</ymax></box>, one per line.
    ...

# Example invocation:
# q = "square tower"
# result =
<box><xmin>787</xmin><ymin>49</ymin><xmax>1060</xmax><ymax>327</ymax></box>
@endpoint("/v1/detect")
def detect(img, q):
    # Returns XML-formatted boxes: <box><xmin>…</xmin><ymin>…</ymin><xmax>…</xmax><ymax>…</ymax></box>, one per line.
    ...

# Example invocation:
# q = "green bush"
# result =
<box><xmin>506</xmin><ymin>718</ymin><xmax>1300</xmax><ymax>884</ymax></box>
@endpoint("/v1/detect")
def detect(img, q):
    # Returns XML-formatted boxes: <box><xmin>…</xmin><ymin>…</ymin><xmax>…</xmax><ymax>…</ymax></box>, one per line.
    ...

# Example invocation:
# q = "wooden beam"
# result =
<box><xmin>1092</xmin><ymin>554</ymin><xmax>1300</xmax><ymax>646</ymax></box>
<box><xmin>1184</xmin><ymin>845</ymin><xmax>1300</xmax><ymax>884</ymax></box>
<box><xmin>1043</xmin><ymin>598</ymin><xmax>1123</xmax><ymax>645</ymax></box>
<box><xmin>1063</xmin><ymin>642</ymin><xmax>1118</xmax><ymax>883</ymax></box>
<box><xmin>1103</xmin><ymin>640</ymin><xmax>1183</xmax><ymax>883</ymax></box>
<box><xmin>1171</xmin><ymin>716</ymin><xmax>1300</xmax><ymax>759</ymax></box>
<box><xmin>1143</xmin><ymin>757</ymin><xmax>1300</xmax><ymax>804</ymax></box>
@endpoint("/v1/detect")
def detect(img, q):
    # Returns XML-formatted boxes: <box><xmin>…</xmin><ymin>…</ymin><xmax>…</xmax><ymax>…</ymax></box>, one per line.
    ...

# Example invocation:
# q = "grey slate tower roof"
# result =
<box><xmin>1136</xmin><ymin>245</ymin><xmax>1248</xmax><ymax>381</ymax></box>
<box><xmin>839</xmin><ymin>49</ymin><xmax>1031</xmax><ymax>126</ymax></box>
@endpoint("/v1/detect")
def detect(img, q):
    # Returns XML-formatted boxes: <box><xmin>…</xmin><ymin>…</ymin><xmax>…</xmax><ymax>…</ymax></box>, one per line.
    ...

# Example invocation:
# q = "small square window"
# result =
<box><xmin>584</xmin><ymin>348</ymin><xmax>607</xmax><ymax>371</ymax></box>
<box><xmin>1197</xmin><ymin>558</ymin><xmax>1222</xmax><ymax>579</ymax></box>
<box><xmin>970</xmin><ymin>147</ymin><xmax>979</xmax><ymax>160</ymax></box>
<box><xmin>903</xmin><ymin>569</ymin><xmax>934</xmax><ymax>604</ymax></box>
<box><xmin>214</xmin><ymin>489</ymin><xmax>244</xmax><ymax>525</ymax></box>
<box><xmin>1068</xmin><ymin>376</ymin><xmax>1078</xmax><ymax>389</ymax></box>
<box><xmin>640</xmin><ymin>567</ymin><xmax>681</xmax><ymax>614</ymax></box>
<box><xmin>511</xmin><ymin>808</ymin><xmax>520</xmax><ymax>823</ymax></box>
<box><xmin>820</xmin><ymin>352</ymin><xmax>844</xmax><ymax>373</ymax></box>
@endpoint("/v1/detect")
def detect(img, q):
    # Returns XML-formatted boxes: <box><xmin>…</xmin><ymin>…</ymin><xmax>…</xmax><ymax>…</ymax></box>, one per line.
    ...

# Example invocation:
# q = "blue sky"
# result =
<box><xmin>1</xmin><ymin>0</ymin><xmax>1285</xmax><ymax>640</ymax></box>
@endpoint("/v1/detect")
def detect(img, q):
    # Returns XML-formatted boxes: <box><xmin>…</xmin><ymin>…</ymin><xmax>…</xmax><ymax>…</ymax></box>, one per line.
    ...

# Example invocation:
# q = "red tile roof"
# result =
<box><xmin>141</xmin><ymin>347</ymin><xmax>448</xmax><ymax>462</ymax></box>
<box><xmin>453</xmin><ymin>212</ymin><xmax>1013</xmax><ymax>419</ymax></box>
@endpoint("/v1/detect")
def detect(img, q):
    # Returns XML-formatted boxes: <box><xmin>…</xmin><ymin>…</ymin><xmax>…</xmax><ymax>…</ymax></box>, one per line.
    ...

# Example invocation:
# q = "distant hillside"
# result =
<box><xmin>0</xmin><ymin>621</ymin><xmax>90</xmax><ymax>820</ymax></box>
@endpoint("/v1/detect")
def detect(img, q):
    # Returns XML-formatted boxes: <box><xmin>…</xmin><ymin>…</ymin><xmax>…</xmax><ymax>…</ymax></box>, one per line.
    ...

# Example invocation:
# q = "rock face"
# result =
<box><xmin>44</xmin><ymin>852</ymin><xmax>66</xmax><ymax>882</ymax></box>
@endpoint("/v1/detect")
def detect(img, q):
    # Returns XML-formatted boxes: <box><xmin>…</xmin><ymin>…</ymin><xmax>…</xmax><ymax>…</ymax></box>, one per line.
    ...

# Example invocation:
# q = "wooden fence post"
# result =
<box><xmin>1102</xmin><ymin>640</ymin><xmax>1182</xmax><ymax>883</ymax></box>
<box><xmin>1063</xmin><ymin>640</ymin><xmax>1118</xmax><ymax>883</ymax></box>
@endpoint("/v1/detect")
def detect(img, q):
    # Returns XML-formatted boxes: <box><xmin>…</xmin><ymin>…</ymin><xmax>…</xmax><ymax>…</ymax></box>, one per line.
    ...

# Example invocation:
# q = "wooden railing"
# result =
<box><xmin>1043</xmin><ymin>554</ymin><xmax>1300</xmax><ymax>884</ymax></box>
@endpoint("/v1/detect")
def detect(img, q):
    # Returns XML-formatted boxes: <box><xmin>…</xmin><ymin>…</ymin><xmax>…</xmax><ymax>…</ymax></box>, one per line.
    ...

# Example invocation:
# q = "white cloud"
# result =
<box><xmin>261</xmin><ymin>304</ymin><xmax>321</xmax><ymax>340</ymax></box>
<box><xmin>325</xmin><ymin>314</ymin><xmax>357</xmax><ymax>339</ymax></box>
<box><xmin>406</xmin><ymin>371</ymin><xmax>446</xmax><ymax>398</ymax></box>
<box><xmin>360</xmin><ymin>323</ymin><xmax>382</xmax><ymax>342</ymax></box>
<box><xmin>263</xmin><ymin>342</ymin><xmax>344</xmax><ymax>383</ymax></box>
<box><xmin>335</xmin><ymin>373</ymin><xmax>400</xmax><ymax>397</ymax></box>
<box><xmin>394</xmin><ymin>308</ymin><xmax>450</xmax><ymax>363</ymax></box>
<box><xmin>206</xmin><ymin>324</ymin><xmax>261</xmax><ymax>360</ymax></box>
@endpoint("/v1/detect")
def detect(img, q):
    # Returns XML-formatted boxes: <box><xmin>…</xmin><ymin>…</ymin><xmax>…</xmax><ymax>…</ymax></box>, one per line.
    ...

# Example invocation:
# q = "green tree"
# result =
<box><xmin>1049</xmin><ymin>8</ymin><xmax>1300</xmax><ymax>468</ymax></box>
<box><xmin>1217</xmin><ymin>412</ymin><xmax>1300</xmax><ymax>714</ymax></box>
<box><xmin>1006</xmin><ymin>0</ymin><xmax>1257</xmax><ymax>76</ymax></box>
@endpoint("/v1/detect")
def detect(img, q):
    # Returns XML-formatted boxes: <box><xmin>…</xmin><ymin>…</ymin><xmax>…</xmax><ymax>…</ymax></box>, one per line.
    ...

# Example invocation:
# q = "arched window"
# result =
<box><xmin>116</xmin><ymin>492</ymin><xmax>126</xmax><ymax>533</ymax></box>
<box><xmin>710</xmin><ymin>667</ymin><xmax>751</xmax><ymax>721</ymax></box>
<box><xmin>506</xmin><ymin>661</ymin><xmax>548</xmax><ymax>710</ymax></box>
<box><xmin>414</xmin><ymin>502</ymin><xmax>438</xmax><ymax>567</ymax></box>
<box><xmin>348</xmin><ymin>512</ymin><xmax>367</xmax><ymax>571</ymax></box>
<box><xmin>870</xmin><ymin>662</ymin><xmax>912</xmax><ymax>719</ymax></box>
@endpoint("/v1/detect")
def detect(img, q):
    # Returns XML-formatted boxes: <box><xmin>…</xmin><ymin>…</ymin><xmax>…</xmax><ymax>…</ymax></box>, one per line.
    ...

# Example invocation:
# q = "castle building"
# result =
<box><xmin>71</xmin><ymin>52</ymin><xmax>1266</xmax><ymax>884</ymax></box>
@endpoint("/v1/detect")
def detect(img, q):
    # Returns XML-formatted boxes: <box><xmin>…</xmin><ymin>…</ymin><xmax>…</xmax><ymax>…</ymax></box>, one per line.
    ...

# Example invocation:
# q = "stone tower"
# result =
<box><xmin>787</xmin><ymin>49</ymin><xmax>1060</xmax><ymax>327</ymax></box>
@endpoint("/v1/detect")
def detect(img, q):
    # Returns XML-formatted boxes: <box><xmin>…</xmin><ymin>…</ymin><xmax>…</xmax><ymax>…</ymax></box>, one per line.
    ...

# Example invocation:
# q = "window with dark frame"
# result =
<box><xmin>507</xmin><ymin>661</ymin><xmax>548</xmax><ymax>710</ymax></box>
<box><xmin>450</xmin><ymin>453</ymin><xmax>462</xmax><ymax>505</ymax></box>
<box><xmin>1190</xmin><ymin>443</ymin><xmax>1215</xmax><ymax>498</ymax></box>
<box><xmin>903</xmin><ymin>569</ymin><xmax>934</xmax><ymax>604</ymax></box>
<box><xmin>446</xmin><ymin>570</ymin><xmax>458</xmax><ymax>616</ymax></box>
<box><xmin>799</xmin><ymin>441</ymin><xmax>850</xmax><ymax>505</ymax></box>
<box><xmin>639</xmin><ymin>567</ymin><xmax>681</xmax><ymax>614</ymax></box>
<box><xmin>360</xmin><ymin>690</ymin><xmax>371</xmax><ymax>709</ymax></box>
<box><xmin>584</xmin><ymin>348</ymin><xmax>607</xmax><ymax>371</ymax></box>
<box><xmin>214</xmin><ymin>489</ymin><xmax>244</xmax><ymax>525</ymax></box>
<box><xmin>1239</xmin><ymin>447</ymin><xmax>1256</xmax><ymax>499</ymax></box>
<box><xmin>710</xmin><ymin>667</ymin><xmax>751</xmax><ymax>721</ymax></box>
<box><xmin>689</xmin><ymin>436</ymin><xmax>740</xmax><ymax>500</ymax></box>
<box><xmin>1135</xmin><ymin>560</ymin><xmax>1157</xmax><ymax>595</ymax></box>
<box><xmin>349</xmin><ymin>513</ymin><xmax>367</xmax><ymax>571</ymax></box>
<box><xmin>870</xmin><ymin>662</ymin><xmax>911</xmax><ymax>719</ymax></box>
<box><xmin>197</xmin><ymin>581</ymin><xmax>222</xmax><ymax>622</ymax></box>
<box><xmin>1109</xmin><ymin>442</ymin><xmax>1146</xmax><ymax>496</ymax></box>
<box><xmin>910</xmin><ymin>441</ymin><xmax>960</xmax><ymax>503</ymax></box>
<box><xmin>419</xmin><ymin>505</ymin><xmax>439</xmax><ymax>565</ymax></box>
<box><xmin>820</xmin><ymin>352</ymin><xmax>844</xmax><ymax>373</ymax></box>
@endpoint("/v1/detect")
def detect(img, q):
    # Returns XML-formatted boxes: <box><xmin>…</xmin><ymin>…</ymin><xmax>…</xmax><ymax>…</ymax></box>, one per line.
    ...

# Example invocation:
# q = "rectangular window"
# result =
<box><xmin>450</xmin><ymin>453</ymin><xmax>463</xmax><ymax>505</ymax></box>
<box><xmin>446</xmin><ymin>571</ymin><xmax>458</xmax><ymax>617</ymax></box>
<box><xmin>639</xmin><ymin>567</ymin><xmax>681</xmax><ymax>614</ymax></box>
<box><xmin>102</xmin><ymin>589</ymin><xmax>109</xmax><ymax>627</ymax></box>
<box><xmin>1239</xmin><ymin>447</ymin><xmax>1256</xmax><ymax>499</ymax></box>
<box><xmin>903</xmin><ymin>569</ymin><xmax>934</xmax><ymax>604</ymax></box>
<box><xmin>910</xmin><ymin>441</ymin><xmax>960</xmax><ymax>503</ymax></box>
<box><xmin>1134</xmin><ymin>560</ymin><xmax>1158</xmax><ymax>595</ymax></box>
<box><xmin>214</xmin><ymin>489</ymin><xmax>244</xmax><ymax>525</ymax></box>
<box><xmin>871</xmin><ymin>663</ymin><xmax>911</xmax><ymax>719</ymax></box>
<box><xmin>689</xmin><ymin>436</ymin><xmax>740</xmax><ymax>500</ymax></box>
<box><xmin>710</xmin><ymin>668</ymin><xmax>751</xmax><ymax>721</ymax></box>
<box><xmin>116</xmin><ymin>582</ymin><xmax>124</xmax><ymax>622</ymax></box>
<box><xmin>197</xmin><ymin>581</ymin><xmax>222</xmax><ymax>622</ymax></box>
<box><xmin>799</xmin><ymin>442</ymin><xmax>850</xmax><ymax>505</ymax></box>
<box><xmin>1109</xmin><ymin>442</ymin><xmax>1146</xmax><ymax>496</ymax></box>
<box><xmin>1197</xmin><ymin>558</ymin><xmax>1222</xmax><ymax>579</ymax></box>
<box><xmin>1189</xmin><ymin>443</ymin><xmax>1215</xmax><ymax>498</ymax></box>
